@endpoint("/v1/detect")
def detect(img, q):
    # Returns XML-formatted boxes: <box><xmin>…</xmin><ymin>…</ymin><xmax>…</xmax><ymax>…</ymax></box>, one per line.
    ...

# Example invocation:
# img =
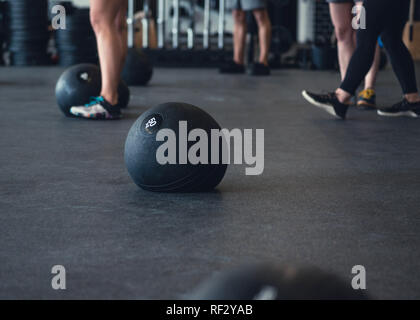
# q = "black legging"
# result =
<box><xmin>340</xmin><ymin>0</ymin><xmax>418</xmax><ymax>95</ymax></box>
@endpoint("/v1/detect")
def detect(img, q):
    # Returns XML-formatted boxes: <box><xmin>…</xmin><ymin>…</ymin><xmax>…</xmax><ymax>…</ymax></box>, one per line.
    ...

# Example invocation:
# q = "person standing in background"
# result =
<box><xmin>70</xmin><ymin>0</ymin><xmax>128</xmax><ymax>120</ymax></box>
<box><xmin>220</xmin><ymin>0</ymin><xmax>272</xmax><ymax>76</ymax></box>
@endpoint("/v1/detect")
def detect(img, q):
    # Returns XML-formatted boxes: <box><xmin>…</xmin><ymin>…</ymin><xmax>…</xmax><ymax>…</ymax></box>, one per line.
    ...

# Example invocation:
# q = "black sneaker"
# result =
<box><xmin>302</xmin><ymin>90</ymin><xmax>349</xmax><ymax>120</ymax></box>
<box><xmin>377</xmin><ymin>99</ymin><xmax>420</xmax><ymax>118</ymax></box>
<box><xmin>219</xmin><ymin>60</ymin><xmax>245</xmax><ymax>74</ymax></box>
<box><xmin>248</xmin><ymin>62</ymin><xmax>271</xmax><ymax>76</ymax></box>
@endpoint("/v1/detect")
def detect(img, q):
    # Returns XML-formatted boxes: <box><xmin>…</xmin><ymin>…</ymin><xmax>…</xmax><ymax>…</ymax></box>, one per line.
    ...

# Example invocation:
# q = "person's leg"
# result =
<box><xmin>377</xmin><ymin>0</ymin><xmax>420</xmax><ymax>117</ymax></box>
<box><xmin>90</xmin><ymin>0</ymin><xmax>126</xmax><ymax>105</ymax></box>
<box><xmin>363</xmin><ymin>43</ymin><xmax>381</xmax><ymax>89</ymax></box>
<box><xmin>220</xmin><ymin>1</ymin><xmax>246</xmax><ymax>73</ymax></box>
<box><xmin>380</xmin><ymin>1</ymin><xmax>419</xmax><ymax>101</ymax></box>
<box><xmin>343</xmin><ymin>1</ymin><xmax>378</xmax><ymax>108</ymax></box>
<box><xmin>336</xmin><ymin>28</ymin><xmax>380</xmax><ymax>103</ymax></box>
<box><xmin>329</xmin><ymin>2</ymin><xmax>356</xmax><ymax>80</ymax></box>
<box><xmin>115</xmin><ymin>1</ymin><xmax>128</xmax><ymax>74</ymax></box>
<box><xmin>337</xmin><ymin>0</ymin><xmax>385</xmax><ymax>103</ymax></box>
<box><xmin>302</xmin><ymin>24</ymin><xmax>378</xmax><ymax>119</ymax></box>
<box><xmin>252</xmin><ymin>8</ymin><xmax>271</xmax><ymax>66</ymax></box>
<box><xmin>357</xmin><ymin>43</ymin><xmax>380</xmax><ymax>106</ymax></box>
<box><xmin>356</xmin><ymin>42</ymin><xmax>380</xmax><ymax>108</ymax></box>
<box><xmin>233</xmin><ymin>9</ymin><xmax>247</xmax><ymax>65</ymax></box>
<box><xmin>352</xmin><ymin>1</ymin><xmax>380</xmax><ymax>91</ymax></box>
<box><xmin>70</xmin><ymin>0</ymin><xmax>126</xmax><ymax>119</ymax></box>
<box><xmin>302</xmin><ymin>0</ymin><xmax>384</xmax><ymax>119</ymax></box>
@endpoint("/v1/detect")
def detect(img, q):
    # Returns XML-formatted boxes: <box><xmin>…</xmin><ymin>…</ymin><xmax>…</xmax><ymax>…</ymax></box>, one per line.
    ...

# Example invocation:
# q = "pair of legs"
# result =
<box><xmin>336</xmin><ymin>0</ymin><xmax>419</xmax><ymax>104</ymax></box>
<box><xmin>90</xmin><ymin>0</ymin><xmax>128</xmax><ymax>106</ymax></box>
<box><xmin>303</xmin><ymin>0</ymin><xmax>419</xmax><ymax>119</ymax></box>
<box><xmin>329</xmin><ymin>0</ymin><xmax>380</xmax><ymax>90</ymax></box>
<box><xmin>232</xmin><ymin>8</ymin><xmax>271</xmax><ymax>66</ymax></box>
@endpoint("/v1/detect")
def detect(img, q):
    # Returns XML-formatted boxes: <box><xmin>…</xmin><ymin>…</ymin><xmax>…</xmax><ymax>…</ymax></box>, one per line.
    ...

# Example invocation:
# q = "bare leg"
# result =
<box><xmin>252</xmin><ymin>8</ymin><xmax>271</xmax><ymax>66</ymax></box>
<box><xmin>329</xmin><ymin>2</ymin><xmax>356</xmax><ymax>80</ymax></box>
<box><xmin>336</xmin><ymin>88</ymin><xmax>353</xmax><ymax>104</ymax></box>
<box><xmin>90</xmin><ymin>0</ymin><xmax>126</xmax><ymax>105</ymax></box>
<box><xmin>115</xmin><ymin>2</ymin><xmax>128</xmax><ymax>74</ymax></box>
<box><xmin>363</xmin><ymin>43</ymin><xmax>381</xmax><ymax>90</ymax></box>
<box><xmin>405</xmin><ymin>92</ymin><xmax>420</xmax><ymax>102</ymax></box>
<box><xmin>232</xmin><ymin>10</ymin><xmax>247</xmax><ymax>65</ymax></box>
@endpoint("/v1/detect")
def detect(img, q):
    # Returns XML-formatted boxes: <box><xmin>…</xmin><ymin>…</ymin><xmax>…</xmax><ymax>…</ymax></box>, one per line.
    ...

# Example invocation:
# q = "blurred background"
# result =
<box><xmin>1</xmin><ymin>0</ymin><xmax>420</xmax><ymax>69</ymax></box>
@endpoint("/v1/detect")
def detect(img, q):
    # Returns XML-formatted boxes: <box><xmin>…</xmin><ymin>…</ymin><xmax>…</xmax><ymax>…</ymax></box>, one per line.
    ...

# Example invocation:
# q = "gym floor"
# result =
<box><xmin>0</xmin><ymin>65</ymin><xmax>419</xmax><ymax>300</ymax></box>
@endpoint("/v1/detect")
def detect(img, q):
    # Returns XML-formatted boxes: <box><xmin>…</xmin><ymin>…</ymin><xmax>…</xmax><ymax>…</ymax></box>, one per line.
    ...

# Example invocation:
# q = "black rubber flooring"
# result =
<box><xmin>0</xmin><ymin>66</ymin><xmax>419</xmax><ymax>299</ymax></box>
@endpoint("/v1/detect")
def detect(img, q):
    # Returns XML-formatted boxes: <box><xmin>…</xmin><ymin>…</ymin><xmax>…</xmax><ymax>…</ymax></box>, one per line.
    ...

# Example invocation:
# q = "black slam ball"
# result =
<box><xmin>124</xmin><ymin>102</ymin><xmax>228</xmax><ymax>192</ymax></box>
<box><xmin>55</xmin><ymin>63</ymin><xmax>130</xmax><ymax>116</ymax></box>
<box><xmin>189</xmin><ymin>265</ymin><xmax>370</xmax><ymax>300</ymax></box>
<box><xmin>122</xmin><ymin>48</ymin><xmax>153</xmax><ymax>86</ymax></box>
